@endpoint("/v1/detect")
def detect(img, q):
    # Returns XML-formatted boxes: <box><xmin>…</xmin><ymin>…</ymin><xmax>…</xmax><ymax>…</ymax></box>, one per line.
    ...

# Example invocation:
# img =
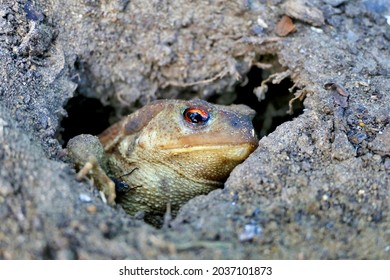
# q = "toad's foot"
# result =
<box><xmin>76</xmin><ymin>155</ymin><xmax>116</xmax><ymax>205</ymax></box>
<box><xmin>67</xmin><ymin>134</ymin><xmax>116</xmax><ymax>205</ymax></box>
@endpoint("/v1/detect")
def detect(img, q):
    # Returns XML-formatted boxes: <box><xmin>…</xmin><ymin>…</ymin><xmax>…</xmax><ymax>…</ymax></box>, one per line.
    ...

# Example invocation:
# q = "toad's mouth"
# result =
<box><xmin>158</xmin><ymin>142</ymin><xmax>258</xmax><ymax>160</ymax></box>
<box><xmin>158</xmin><ymin>129</ymin><xmax>258</xmax><ymax>151</ymax></box>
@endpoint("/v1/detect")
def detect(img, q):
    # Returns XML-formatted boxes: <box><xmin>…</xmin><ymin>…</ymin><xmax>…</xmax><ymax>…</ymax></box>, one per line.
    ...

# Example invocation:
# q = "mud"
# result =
<box><xmin>0</xmin><ymin>0</ymin><xmax>389</xmax><ymax>259</ymax></box>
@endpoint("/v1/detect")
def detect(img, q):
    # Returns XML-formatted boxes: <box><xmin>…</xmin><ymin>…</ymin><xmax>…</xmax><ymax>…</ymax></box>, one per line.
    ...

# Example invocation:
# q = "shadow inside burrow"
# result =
<box><xmin>208</xmin><ymin>64</ymin><xmax>304</xmax><ymax>139</ymax></box>
<box><xmin>59</xmin><ymin>95</ymin><xmax>116</xmax><ymax>146</ymax></box>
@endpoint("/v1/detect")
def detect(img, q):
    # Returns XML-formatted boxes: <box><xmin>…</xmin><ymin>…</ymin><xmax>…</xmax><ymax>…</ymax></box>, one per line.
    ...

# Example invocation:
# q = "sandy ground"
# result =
<box><xmin>0</xmin><ymin>0</ymin><xmax>389</xmax><ymax>259</ymax></box>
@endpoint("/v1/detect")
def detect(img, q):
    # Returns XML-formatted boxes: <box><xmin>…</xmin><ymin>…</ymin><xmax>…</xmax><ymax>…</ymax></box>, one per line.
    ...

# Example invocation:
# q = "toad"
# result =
<box><xmin>67</xmin><ymin>99</ymin><xmax>258</xmax><ymax>225</ymax></box>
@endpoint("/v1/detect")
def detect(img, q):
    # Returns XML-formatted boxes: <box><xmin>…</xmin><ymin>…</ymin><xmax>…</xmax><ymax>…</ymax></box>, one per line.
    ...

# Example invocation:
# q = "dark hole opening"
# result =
<box><xmin>208</xmin><ymin>65</ymin><xmax>304</xmax><ymax>138</ymax></box>
<box><xmin>59</xmin><ymin>95</ymin><xmax>115</xmax><ymax>146</ymax></box>
<box><xmin>235</xmin><ymin>66</ymin><xmax>304</xmax><ymax>138</ymax></box>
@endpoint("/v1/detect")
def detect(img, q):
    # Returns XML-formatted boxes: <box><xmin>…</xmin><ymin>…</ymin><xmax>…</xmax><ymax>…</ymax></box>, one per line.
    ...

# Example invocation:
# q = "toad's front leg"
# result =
<box><xmin>67</xmin><ymin>134</ymin><xmax>116</xmax><ymax>205</ymax></box>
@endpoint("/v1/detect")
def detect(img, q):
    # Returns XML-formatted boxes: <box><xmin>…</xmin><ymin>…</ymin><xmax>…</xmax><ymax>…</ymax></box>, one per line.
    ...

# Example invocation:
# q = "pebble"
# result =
<box><xmin>79</xmin><ymin>193</ymin><xmax>92</xmax><ymax>203</ymax></box>
<box><xmin>239</xmin><ymin>223</ymin><xmax>262</xmax><ymax>242</ymax></box>
<box><xmin>282</xmin><ymin>0</ymin><xmax>325</xmax><ymax>27</ymax></box>
<box><xmin>86</xmin><ymin>205</ymin><xmax>97</xmax><ymax>214</ymax></box>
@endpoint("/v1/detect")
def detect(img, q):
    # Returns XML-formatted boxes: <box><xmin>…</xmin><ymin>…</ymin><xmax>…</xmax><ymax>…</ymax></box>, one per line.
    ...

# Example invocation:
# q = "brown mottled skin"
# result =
<box><xmin>67</xmin><ymin>99</ymin><xmax>258</xmax><ymax>224</ymax></box>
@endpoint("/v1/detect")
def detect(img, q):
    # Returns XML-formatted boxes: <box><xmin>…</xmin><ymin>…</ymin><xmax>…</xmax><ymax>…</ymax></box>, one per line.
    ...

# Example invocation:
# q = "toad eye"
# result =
<box><xmin>183</xmin><ymin>107</ymin><xmax>210</xmax><ymax>125</ymax></box>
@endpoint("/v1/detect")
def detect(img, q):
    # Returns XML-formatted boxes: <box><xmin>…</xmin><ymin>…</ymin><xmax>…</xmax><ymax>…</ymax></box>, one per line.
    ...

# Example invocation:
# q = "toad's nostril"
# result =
<box><xmin>230</xmin><ymin>120</ymin><xmax>239</xmax><ymax>127</ymax></box>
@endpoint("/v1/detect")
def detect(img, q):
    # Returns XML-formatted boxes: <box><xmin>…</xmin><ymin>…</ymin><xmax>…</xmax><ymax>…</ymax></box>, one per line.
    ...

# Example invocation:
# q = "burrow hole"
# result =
<box><xmin>60</xmin><ymin>60</ymin><xmax>303</xmax><ymax>145</ymax></box>
<box><xmin>209</xmin><ymin>58</ymin><xmax>304</xmax><ymax>138</ymax></box>
<box><xmin>59</xmin><ymin>96</ymin><xmax>116</xmax><ymax>146</ymax></box>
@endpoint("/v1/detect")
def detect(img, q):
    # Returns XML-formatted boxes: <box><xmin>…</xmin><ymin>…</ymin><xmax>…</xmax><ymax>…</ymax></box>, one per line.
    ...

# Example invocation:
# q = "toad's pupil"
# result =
<box><xmin>189</xmin><ymin>112</ymin><xmax>204</xmax><ymax>123</ymax></box>
<box><xmin>183</xmin><ymin>108</ymin><xmax>210</xmax><ymax>124</ymax></box>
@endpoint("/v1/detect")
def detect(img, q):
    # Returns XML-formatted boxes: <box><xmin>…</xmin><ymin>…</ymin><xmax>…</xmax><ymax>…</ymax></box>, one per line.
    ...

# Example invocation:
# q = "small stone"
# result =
<box><xmin>79</xmin><ymin>193</ymin><xmax>92</xmax><ymax>203</ymax></box>
<box><xmin>282</xmin><ymin>0</ymin><xmax>325</xmax><ymax>27</ymax></box>
<box><xmin>348</xmin><ymin>131</ymin><xmax>367</xmax><ymax>145</ymax></box>
<box><xmin>86</xmin><ymin>205</ymin><xmax>97</xmax><ymax>214</ymax></box>
<box><xmin>239</xmin><ymin>223</ymin><xmax>262</xmax><ymax>242</ymax></box>
<box><xmin>256</xmin><ymin>17</ymin><xmax>268</xmax><ymax>29</ymax></box>
<box><xmin>0</xmin><ymin>183</ymin><xmax>13</xmax><ymax>197</ymax></box>
<box><xmin>275</xmin><ymin>15</ymin><xmax>297</xmax><ymax>37</ymax></box>
<box><xmin>310</xmin><ymin>27</ymin><xmax>324</xmax><ymax>33</ymax></box>
<box><xmin>332</xmin><ymin>132</ymin><xmax>357</xmax><ymax>160</ymax></box>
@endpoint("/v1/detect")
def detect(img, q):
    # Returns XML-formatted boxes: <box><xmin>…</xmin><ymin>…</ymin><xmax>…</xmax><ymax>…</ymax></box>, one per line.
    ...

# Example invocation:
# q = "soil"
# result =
<box><xmin>0</xmin><ymin>0</ymin><xmax>389</xmax><ymax>259</ymax></box>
